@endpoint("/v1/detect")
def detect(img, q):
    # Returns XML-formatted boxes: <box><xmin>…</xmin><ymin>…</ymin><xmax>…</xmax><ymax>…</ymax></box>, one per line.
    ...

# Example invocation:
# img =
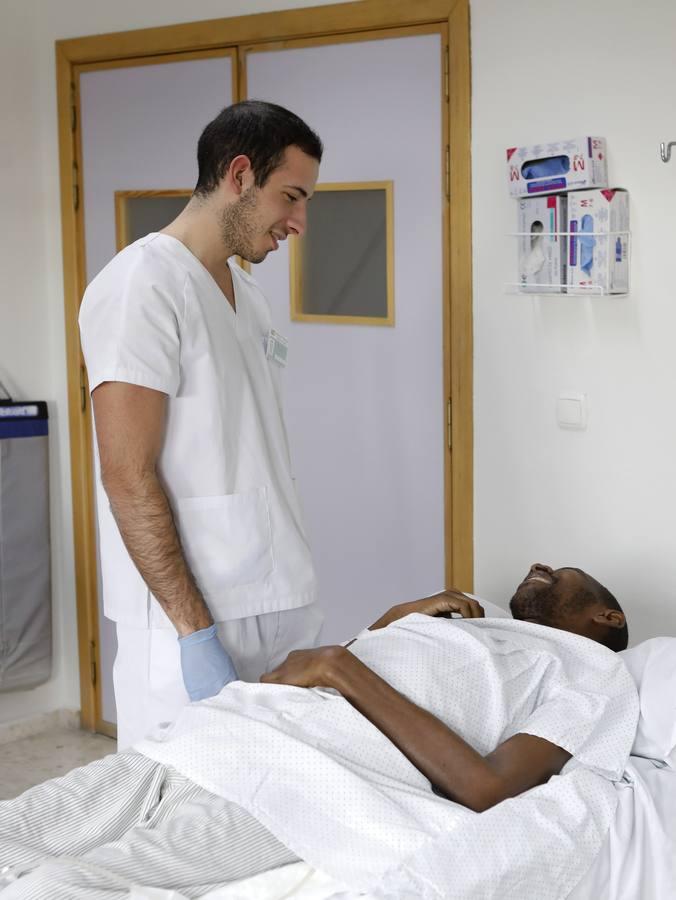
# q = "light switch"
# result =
<box><xmin>557</xmin><ymin>392</ymin><xmax>587</xmax><ymax>429</ymax></box>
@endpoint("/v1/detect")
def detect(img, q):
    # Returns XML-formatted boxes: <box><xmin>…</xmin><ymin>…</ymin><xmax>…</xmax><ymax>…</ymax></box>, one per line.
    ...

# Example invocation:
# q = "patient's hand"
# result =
<box><xmin>260</xmin><ymin>645</ymin><xmax>348</xmax><ymax>689</ymax></box>
<box><xmin>369</xmin><ymin>590</ymin><xmax>484</xmax><ymax>631</ymax></box>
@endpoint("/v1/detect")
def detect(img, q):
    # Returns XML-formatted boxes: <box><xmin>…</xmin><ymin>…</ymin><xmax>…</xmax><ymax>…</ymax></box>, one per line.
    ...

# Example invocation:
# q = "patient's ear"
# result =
<box><xmin>592</xmin><ymin>609</ymin><xmax>626</xmax><ymax>630</ymax></box>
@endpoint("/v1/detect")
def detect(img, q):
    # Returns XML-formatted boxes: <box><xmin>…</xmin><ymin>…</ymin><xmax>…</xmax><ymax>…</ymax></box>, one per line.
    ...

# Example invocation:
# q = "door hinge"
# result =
<box><xmin>79</xmin><ymin>363</ymin><xmax>87</xmax><ymax>412</ymax></box>
<box><xmin>445</xmin><ymin>145</ymin><xmax>450</xmax><ymax>202</ymax></box>
<box><xmin>444</xmin><ymin>45</ymin><xmax>449</xmax><ymax>101</ymax></box>
<box><xmin>447</xmin><ymin>397</ymin><xmax>452</xmax><ymax>450</ymax></box>
<box><xmin>72</xmin><ymin>160</ymin><xmax>80</xmax><ymax>212</ymax></box>
<box><xmin>70</xmin><ymin>82</ymin><xmax>77</xmax><ymax>133</ymax></box>
<box><xmin>89</xmin><ymin>640</ymin><xmax>97</xmax><ymax>686</ymax></box>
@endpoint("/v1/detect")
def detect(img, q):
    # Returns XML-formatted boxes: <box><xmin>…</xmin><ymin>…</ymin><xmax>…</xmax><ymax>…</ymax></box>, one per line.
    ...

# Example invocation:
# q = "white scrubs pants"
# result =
<box><xmin>113</xmin><ymin>604</ymin><xmax>323</xmax><ymax>750</ymax></box>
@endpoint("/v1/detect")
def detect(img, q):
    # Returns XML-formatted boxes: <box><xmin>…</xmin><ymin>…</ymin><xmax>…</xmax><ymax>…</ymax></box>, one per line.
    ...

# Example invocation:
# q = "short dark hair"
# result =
<box><xmin>194</xmin><ymin>100</ymin><xmax>323</xmax><ymax>197</ymax></box>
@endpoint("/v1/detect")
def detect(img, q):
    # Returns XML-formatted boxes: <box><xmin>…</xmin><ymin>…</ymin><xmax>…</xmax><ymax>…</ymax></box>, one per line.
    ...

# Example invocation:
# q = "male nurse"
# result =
<box><xmin>79</xmin><ymin>101</ymin><xmax>324</xmax><ymax>748</ymax></box>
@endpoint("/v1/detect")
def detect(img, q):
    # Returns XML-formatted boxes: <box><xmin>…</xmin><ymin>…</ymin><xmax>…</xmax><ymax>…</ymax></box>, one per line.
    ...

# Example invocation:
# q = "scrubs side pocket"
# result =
<box><xmin>174</xmin><ymin>487</ymin><xmax>275</xmax><ymax>603</ymax></box>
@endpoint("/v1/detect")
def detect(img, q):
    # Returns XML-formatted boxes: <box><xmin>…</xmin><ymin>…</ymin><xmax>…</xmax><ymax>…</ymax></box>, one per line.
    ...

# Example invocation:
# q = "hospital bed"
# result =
<box><xmin>9</xmin><ymin>599</ymin><xmax>674</xmax><ymax>899</ymax></box>
<box><xmin>166</xmin><ymin>602</ymin><xmax>676</xmax><ymax>900</ymax></box>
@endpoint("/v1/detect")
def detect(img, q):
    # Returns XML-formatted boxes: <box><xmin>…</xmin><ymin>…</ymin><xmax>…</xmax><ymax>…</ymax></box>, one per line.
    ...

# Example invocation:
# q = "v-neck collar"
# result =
<box><xmin>154</xmin><ymin>232</ymin><xmax>239</xmax><ymax>316</ymax></box>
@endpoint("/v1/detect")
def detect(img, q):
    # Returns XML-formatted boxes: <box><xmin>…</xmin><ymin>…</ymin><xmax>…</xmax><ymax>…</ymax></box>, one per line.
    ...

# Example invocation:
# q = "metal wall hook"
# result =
<box><xmin>660</xmin><ymin>141</ymin><xmax>676</xmax><ymax>163</ymax></box>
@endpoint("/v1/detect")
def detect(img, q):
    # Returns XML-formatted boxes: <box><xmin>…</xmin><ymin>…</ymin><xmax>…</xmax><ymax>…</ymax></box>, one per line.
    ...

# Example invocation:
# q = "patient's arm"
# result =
<box><xmin>368</xmin><ymin>590</ymin><xmax>484</xmax><ymax>631</ymax></box>
<box><xmin>261</xmin><ymin>646</ymin><xmax>570</xmax><ymax>813</ymax></box>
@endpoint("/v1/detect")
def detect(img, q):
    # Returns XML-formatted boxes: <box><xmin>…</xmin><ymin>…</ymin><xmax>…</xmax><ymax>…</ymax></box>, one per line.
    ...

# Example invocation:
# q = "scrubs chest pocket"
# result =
<box><xmin>175</xmin><ymin>487</ymin><xmax>274</xmax><ymax>601</ymax></box>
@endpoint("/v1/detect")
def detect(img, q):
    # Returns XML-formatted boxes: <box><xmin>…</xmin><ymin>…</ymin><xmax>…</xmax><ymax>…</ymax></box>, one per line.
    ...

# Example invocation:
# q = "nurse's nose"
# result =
<box><xmin>286</xmin><ymin>202</ymin><xmax>308</xmax><ymax>238</ymax></box>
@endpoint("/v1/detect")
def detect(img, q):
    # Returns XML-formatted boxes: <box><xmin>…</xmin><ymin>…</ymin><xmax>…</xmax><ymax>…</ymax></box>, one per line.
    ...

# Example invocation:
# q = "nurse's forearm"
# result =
<box><xmin>103</xmin><ymin>469</ymin><xmax>212</xmax><ymax>636</ymax></box>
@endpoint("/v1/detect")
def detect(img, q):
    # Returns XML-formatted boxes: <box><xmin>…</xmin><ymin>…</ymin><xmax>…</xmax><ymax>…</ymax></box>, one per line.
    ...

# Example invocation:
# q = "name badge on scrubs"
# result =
<box><xmin>265</xmin><ymin>329</ymin><xmax>288</xmax><ymax>367</ymax></box>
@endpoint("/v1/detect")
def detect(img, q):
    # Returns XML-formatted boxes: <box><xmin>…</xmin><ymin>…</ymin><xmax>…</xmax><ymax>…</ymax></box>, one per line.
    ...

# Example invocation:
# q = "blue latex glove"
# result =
<box><xmin>521</xmin><ymin>155</ymin><xmax>570</xmax><ymax>180</ymax></box>
<box><xmin>579</xmin><ymin>214</ymin><xmax>596</xmax><ymax>276</ymax></box>
<box><xmin>179</xmin><ymin>624</ymin><xmax>238</xmax><ymax>701</ymax></box>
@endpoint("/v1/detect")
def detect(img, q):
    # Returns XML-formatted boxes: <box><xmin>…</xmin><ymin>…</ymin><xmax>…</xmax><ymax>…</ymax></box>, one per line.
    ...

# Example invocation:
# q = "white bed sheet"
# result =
<box><xmin>568</xmin><ymin>756</ymin><xmax>676</xmax><ymax>899</ymax></box>
<box><xmin>126</xmin><ymin>744</ymin><xmax>676</xmax><ymax>900</ymax></box>
<box><xmin>176</xmin><ymin>756</ymin><xmax>675</xmax><ymax>900</ymax></box>
<box><xmin>125</xmin><ymin>761</ymin><xmax>676</xmax><ymax>899</ymax></box>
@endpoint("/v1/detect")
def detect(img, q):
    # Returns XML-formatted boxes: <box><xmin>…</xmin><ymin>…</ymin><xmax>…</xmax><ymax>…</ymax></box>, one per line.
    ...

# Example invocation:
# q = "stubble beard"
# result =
<box><xmin>218</xmin><ymin>186</ymin><xmax>268</xmax><ymax>264</ymax></box>
<box><xmin>509</xmin><ymin>583</ymin><xmax>559</xmax><ymax>622</ymax></box>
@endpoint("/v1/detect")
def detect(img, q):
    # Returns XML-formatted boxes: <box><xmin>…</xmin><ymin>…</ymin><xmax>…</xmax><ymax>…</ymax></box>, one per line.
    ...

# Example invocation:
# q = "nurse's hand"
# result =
<box><xmin>179</xmin><ymin>624</ymin><xmax>239</xmax><ymax>701</ymax></box>
<box><xmin>260</xmin><ymin>645</ymin><xmax>347</xmax><ymax>689</ymax></box>
<box><xmin>369</xmin><ymin>590</ymin><xmax>484</xmax><ymax>631</ymax></box>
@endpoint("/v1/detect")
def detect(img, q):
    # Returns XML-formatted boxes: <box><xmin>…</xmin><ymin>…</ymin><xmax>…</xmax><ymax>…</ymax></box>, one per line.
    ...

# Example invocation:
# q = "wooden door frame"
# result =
<box><xmin>55</xmin><ymin>0</ymin><xmax>473</xmax><ymax>731</ymax></box>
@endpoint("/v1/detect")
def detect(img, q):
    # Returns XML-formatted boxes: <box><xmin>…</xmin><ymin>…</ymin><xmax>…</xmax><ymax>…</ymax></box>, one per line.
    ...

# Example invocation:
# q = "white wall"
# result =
<box><xmin>471</xmin><ymin>0</ymin><xmax>676</xmax><ymax>644</ymax></box>
<box><xmin>0</xmin><ymin>0</ymin><xmax>356</xmax><ymax>727</ymax></box>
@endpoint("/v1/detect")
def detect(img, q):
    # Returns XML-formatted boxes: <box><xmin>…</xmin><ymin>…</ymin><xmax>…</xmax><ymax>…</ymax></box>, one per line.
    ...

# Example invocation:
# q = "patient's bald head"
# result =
<box><xmin>509</xmin><ymin>564</ymin><xmax>628</xmax><ymax>652</ymax></box>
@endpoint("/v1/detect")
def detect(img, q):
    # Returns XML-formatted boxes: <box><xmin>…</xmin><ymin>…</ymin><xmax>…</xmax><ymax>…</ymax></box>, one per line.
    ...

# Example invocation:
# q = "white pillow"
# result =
<box><xmin>619</xmin><ymin>637</ymin><xmax>676</xmax><ymax>767</ymax></box>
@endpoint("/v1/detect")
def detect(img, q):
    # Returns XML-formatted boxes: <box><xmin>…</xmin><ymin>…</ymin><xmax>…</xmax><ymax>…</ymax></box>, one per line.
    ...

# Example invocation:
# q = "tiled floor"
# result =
<box><xmin>0</xmin><ymin>727</ymin><xmax>115</xmax><ymax>800</ymax></box>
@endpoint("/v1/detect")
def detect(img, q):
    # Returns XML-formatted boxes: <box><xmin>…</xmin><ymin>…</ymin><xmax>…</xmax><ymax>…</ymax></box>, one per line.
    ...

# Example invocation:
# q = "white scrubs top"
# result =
<box><xmin>79</xmin><ymin>233</ymin><xmax>317</xmax><ymax>628</ymax></box>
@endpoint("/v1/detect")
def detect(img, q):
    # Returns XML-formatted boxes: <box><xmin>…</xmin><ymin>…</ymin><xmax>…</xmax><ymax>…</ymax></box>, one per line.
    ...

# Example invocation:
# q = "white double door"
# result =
<box><xmin>79</xmin><ymin>31</ymin><xmax>446</xmax><ymax>727</ymax></box>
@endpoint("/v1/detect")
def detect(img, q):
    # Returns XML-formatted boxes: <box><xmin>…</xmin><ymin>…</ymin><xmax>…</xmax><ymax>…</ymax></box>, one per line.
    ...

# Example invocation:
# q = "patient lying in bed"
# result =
<box><xmin>0</xmin><ymin>564</ymin><xmax>638</xmax><ymax>899</ymax></box>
